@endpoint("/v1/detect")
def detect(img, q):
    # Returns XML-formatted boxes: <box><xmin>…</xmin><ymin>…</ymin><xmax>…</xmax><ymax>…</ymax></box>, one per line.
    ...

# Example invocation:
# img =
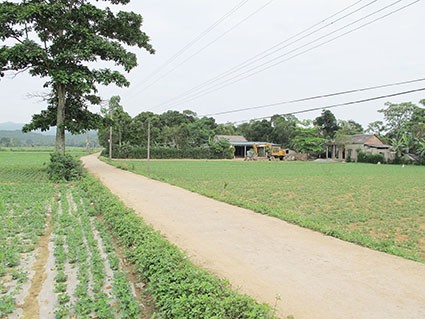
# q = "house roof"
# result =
<box><xmin>215</xmin><ymin>135</ymin><xmax>247</xmax><ymax>143</ymax></box>
<box><xmin>350</xmin><ymin>134</ymin><xmax>384</xmax><ymax>145</ymax></box>
<box><xmin>351</xmin><ymin>134</ymin><xmax>375</xmax><ymax>144</ymax></box>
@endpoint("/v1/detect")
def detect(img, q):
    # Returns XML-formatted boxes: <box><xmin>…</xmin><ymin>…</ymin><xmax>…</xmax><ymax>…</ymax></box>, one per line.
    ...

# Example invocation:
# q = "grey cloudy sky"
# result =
<box><xmin>1</xmin><ymin>0</ymin><xmax>425</xmax><ymax>128</ymax></box>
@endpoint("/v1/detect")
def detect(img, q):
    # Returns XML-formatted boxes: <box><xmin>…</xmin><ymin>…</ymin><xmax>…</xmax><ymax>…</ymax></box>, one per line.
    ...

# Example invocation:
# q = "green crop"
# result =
<box><xmin>106</xmin><ymin>159</ymin><xmax>425</xmax><ymax>263</ymax></box>
<box><xmin>80</xmin><ymin>176</ymin><xmax>276</xmax><ymax>319</ymax></box>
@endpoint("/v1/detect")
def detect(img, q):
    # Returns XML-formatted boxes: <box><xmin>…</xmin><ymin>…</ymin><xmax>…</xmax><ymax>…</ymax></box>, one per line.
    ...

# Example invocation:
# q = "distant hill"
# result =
<box><xmin>0</xmin><ymin>122</ymin><xmax>57</xmax><ymax>135</ymax></box>
<box><xmin>0</xmin><ymin>122</ymin><xmax>25</xmax><ymax>131</ymax></box>
<box><xmin>0</xmin><ymin>129</ymin><xmax>99</xmax><ymax>147</ymax></box>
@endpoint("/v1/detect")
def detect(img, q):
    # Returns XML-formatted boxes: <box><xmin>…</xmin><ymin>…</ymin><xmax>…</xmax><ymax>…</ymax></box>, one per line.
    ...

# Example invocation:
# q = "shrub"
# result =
<box><xmin>389</xmin><ymin>156</ymin><xmax>412</xmax><ymax>165</ymax></box>
<box><xmin>47</xmin><ymin>152</ymin><xmax>84</xmax><ymax>182</ymax></box>
<box><xmin>357</xmin><ymin>151</ymin><xmax>385</xmax><ymax>164</ymax></box>
<box><xmin>103</xmin><ymin>145</ymin><xmax>234</xmax><ymax>160</ymax></box>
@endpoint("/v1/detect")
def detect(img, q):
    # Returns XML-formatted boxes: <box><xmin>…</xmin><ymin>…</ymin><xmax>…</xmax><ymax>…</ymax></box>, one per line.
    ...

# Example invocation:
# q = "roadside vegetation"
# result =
<box><xmin>0</xmin><ymin>151</ymin><xmax>276</xmax><ymax>318</ymax></box>
<box><xmin>97</xmin><ymin>99</ymin><xmax>425</xmax><ymax>163</ymax></box>
<box><xmin>106</xmin><ymin>159</ymin><xmax>425</xmax><ymax>263</ymax></box>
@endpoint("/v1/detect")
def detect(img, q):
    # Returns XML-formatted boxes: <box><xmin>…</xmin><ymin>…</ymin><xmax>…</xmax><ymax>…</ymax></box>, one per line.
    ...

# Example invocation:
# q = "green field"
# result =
<box><xmin>0</xmin><ymin>152</ymin><xmax>275</xmax><ymax>318</ymax></box>
<box><xmin>107</xmin><ymin>159</ymin><xmax>425</xmax><ymax>263</ymax></box>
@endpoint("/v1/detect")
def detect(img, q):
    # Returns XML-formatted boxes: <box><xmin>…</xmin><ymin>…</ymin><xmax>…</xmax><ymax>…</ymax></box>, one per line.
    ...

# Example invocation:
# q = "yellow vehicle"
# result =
<box><xmin>252</xmin><ymin>143</ymin><xmax>287</xmax><ymax>160</ymax></box>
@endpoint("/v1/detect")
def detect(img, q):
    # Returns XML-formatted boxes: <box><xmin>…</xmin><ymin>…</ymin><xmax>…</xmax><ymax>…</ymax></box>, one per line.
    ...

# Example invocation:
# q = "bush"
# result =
<box><xmin>357</xmin><ymin>151</ymin><xmax>385</xmax><ymax>164</ymax></box>
<box><xmin>388</xmin><ymin>156</ymin><xmax>412</xmax><ymax>165</ymax></box>
<box><xmin>47</xmin><ymin>152</ymin><xmax>84</xmax><ymax>182</ymax></box>
<box><xmin>102</xmin><ymin>145</ymin><xmax>234</xmax><ymax>160</ymax></box>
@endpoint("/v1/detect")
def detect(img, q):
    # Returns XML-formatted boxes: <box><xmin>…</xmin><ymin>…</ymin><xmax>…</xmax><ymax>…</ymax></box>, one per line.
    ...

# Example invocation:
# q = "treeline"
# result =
<box><xmin>99</xmin><ymin>96</ymin><xmax>425</xmax><ymax>161</ymax></box>
<box><xmin>0</xmin><ymin>130</ymin><xmax>99</xmax><ymax>148</ymax></box>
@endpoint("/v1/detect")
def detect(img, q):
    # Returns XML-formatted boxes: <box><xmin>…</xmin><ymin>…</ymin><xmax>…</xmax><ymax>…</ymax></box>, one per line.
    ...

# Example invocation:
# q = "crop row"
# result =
<box><xmin>51</xmin><ymin>186</ymin><xmax>142</xmax><ymax>319</ymax></box>
<box><xmin>0</xmin><ymin>182</ymin><xmax>54</xmax><ymax>316</ymax></box>
<box><xmin>80</xmin><ymin>176</ymin><xmax>277</xmax><ymax>319</ymax></box>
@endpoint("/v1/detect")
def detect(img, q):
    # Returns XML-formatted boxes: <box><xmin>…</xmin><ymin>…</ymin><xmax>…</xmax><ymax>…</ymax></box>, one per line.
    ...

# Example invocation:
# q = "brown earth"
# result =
<box><xmin>21</xmin><ymin>213</ymin><xmax>52</xmax><ymax>319</ymax></box>
<box><xmin>82</xmin><ymin>154</ymin><xmax>425</xmax><ymax>319</ymax></box>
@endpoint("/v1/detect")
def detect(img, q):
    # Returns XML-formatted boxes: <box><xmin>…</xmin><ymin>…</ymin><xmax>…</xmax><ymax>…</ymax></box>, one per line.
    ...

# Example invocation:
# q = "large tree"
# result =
<box><xmin>378</xmin><ymin>102</ymin><xmax>418</xmax><ymax>140</ymax></box>
<box><xmin>270</xmin><ymin>114</ymin><xmax>298</xmax><ymax>147</ymax></box>
<box><xmin>0</xmin><ymin>0</ymin><xmax>154</xmax><ymax>153</ymax></box>
<box><xmin>314</xmin><ymin>109</ymin><xmax>339</xmax><ymax>139</ymax></box>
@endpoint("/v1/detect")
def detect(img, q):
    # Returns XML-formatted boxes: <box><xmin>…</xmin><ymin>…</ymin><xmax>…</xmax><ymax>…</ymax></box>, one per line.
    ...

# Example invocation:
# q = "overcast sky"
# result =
<box><xmin>1</xmin><ymin>0</ymin><xmax>424</xmax><ymax>128</ymax></box>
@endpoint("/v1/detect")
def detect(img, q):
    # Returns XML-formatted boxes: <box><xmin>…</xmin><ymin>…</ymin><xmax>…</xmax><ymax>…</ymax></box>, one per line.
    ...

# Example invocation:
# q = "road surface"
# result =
<box><xmin>81</xmin><ymin>154</ymin><xmax>425</xmax><ymax>319</ymax></box>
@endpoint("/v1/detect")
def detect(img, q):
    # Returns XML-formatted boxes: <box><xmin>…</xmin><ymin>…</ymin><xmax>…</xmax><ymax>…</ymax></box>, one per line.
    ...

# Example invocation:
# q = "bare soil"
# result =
<box><xmin>22</xmin><ymin>213</ymin><xmax>52</xmax><ymax>319</ymax></box>
<box><xmin>81</xmin><ymin>154</ymin><xmax>425</xmax><ymax>319</ymax></box>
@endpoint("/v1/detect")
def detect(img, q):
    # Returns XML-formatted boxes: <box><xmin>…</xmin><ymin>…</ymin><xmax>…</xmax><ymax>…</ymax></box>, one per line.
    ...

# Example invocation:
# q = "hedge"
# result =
<box><xmin>357</xmin><ymin>151</ymin><xmax>385</xmax><ymax>164</ymax></box>
<box><xmin>79</xmin><ymin>176</ymin><xmax>276</xmax><ymax>319</ymax></box>
<box><xmin>102</xmin><ymin>145</ymin><xmax>233</xmax><ymax>160</ymax></box>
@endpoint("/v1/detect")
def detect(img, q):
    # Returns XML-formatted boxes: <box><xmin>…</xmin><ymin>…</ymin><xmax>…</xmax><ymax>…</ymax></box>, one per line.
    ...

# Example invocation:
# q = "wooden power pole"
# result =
<box><xmin>147</xmin><ymin>119</ymin><xmax>151</xmax><ymax>177</ymax></box>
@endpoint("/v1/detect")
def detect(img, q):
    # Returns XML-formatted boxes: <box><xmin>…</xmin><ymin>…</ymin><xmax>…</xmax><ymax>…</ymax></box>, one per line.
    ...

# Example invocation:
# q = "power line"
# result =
<box><xmin>232</xmin><ymin>87</ymin><xmax>425</xmax><ymax>124</ymax></box>
<box><xmin>201</xmin><ymin>77</ymin><xmax>425</xmax><ymax>117</ymax></box>
<box><xmin>154</xmin><ymin>0</ymin><xmax>377</xmax><ymax>107</ymax></box>
<box><xmin>140</xmin><ymin>0</ymin><xmax>250</xmax><ymax>86</ymax></box>
<box><xmin>138</xmin><ymin>0</ymin><xmax>274</xmax><ymax>94</ymax></box>
<box><xmin>162</xmin><ymin>0</ymin><xmax>415</xmax><ymax>110</ymax></box>
<box><xmin>149</xmin><ymin>0</ymin><xmax>376</xmax><ymax>110</ymax></box>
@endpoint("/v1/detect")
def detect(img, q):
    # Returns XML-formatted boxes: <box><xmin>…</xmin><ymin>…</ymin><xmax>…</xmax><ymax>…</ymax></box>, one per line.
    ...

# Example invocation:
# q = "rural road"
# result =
<box><xmin>81</xmin><ymin>154</ymin><xmax>425</xmax><ymax>319</ymax></box>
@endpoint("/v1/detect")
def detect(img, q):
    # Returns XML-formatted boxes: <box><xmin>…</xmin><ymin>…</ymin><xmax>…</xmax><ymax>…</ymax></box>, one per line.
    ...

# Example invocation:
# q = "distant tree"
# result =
<box><xmin>0</xmin><ymin>137</ymin><xmax>11</xmax><ymax>147</ymax></box>
<box><xmin>241</xmin><ymin>119</ymin><xmax>273</xmax><ymax>142</ymax></box>
<box><xmin>406</xmin><ymin>104</ymin><xmax>425</xmax><ymax>142</ymax></box>
<box><xmin>366</xmin><ymin>120</ymin><xmax>386</xmax><ymax>138</ymax></box>
<box><xmin>314</xmin><ymin>110</ymin><xmax>339</xmax><ymax>139</ymax></box>
<box><xmin>186</xmin><ymin>116</ymin><xmax>217</xmax><ymax>147</ymax></box>
<box><xmin>378</xmin><ymin>102</ymin><xmax>418</xmax><ymax>139</ymax></box>
<box><xmin>128</xmin><ymin>112</ymin><xmax>162</xmax><ymax>147</ymax></box>
<box><xmin>215</xmin><ymin>123</ymin><xmax>238</xmax><ymax>136</ymax></box>
<box><xmin>337</xmin><ymin>120</ymin><xmax>364</xmax><ymax>135</ymax></box>
<box><xmin>390</xmin><ymin>135</ymin><xmax>409</xmax><ymax>158</ymax></box>
<box><xmin>417</xmin><ymin>139</ymin><xmax>425</xmax><ymax>159</ymax></box>
<box><xmin>98</xmin><ymin>96</ymin><xmax>132</xmax><ymax>148</ymax></box>
<box><xmin>270</xmin><ymin>114</ymin><xmax>298</xmax><ymax>147</ymax></box>
<box><xmin>0</xmin><ymin>0</ymin><xmax>154</xmax><ymax>153</ymax></box>
<box><xmin>292</xmin><ymin>127</ymin><xmax>325</xmax><ymax>158</ymax></box>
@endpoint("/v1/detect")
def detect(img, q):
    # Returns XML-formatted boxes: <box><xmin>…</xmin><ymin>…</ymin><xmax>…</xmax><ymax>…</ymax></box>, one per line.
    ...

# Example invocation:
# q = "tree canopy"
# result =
<box><xmin>0</xmin><ymin>0</ymin><xmax>154</xmax><ymax>152</ymax></box>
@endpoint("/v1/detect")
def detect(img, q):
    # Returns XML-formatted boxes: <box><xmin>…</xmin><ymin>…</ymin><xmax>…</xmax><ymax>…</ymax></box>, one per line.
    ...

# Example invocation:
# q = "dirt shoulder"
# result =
<box><xmin>81</xmin><ymin>154</ymin><xmax>425</xmax><ymax>319</ymax></box>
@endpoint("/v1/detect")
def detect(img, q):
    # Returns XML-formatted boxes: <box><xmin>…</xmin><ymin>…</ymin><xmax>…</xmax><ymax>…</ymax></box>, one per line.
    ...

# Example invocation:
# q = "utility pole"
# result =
<box><xmin>86</xmin><ymin>131</ymin><xmax>90</xmax><ymax>152</ymax></box>
<box><xmin>109</xmin><ymin>103</ymin><xmax>112</xmax><ymax>160</ymax></box>
<box><xmin>147</xmin><ymin>119</ymin><xmax>151</xmax><ymax>177</ymax></box>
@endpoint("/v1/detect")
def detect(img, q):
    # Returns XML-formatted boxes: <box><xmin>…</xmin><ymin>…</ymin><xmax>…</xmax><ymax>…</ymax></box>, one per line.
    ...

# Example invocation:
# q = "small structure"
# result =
<box><xmin>329</xmin><ymin>134</ymin><xmax>393</xmax><ymax>162</ymax></box>
<box><xmin>214</xmin><ymin>135</ymin><xmax>277</xmax><ymax>159</ymax></box>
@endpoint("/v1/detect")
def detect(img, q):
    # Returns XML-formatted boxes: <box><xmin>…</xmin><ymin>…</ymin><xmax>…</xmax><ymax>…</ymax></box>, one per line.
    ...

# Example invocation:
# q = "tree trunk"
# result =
<box><xmin>56</xmin><ymin>83</ymin><xmax>66</xmax><ymax>153</ymax></box>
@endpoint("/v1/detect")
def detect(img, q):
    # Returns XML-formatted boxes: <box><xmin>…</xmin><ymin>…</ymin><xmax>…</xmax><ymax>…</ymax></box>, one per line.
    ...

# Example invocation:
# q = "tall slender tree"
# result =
<box><xmin>0</xmin><ymin>0</ymin><xmax>154</xmax><ymax>152</ymax></box>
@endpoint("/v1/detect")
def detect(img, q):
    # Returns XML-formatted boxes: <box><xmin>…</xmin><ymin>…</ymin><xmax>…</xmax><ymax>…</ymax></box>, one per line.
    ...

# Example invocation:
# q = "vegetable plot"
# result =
<box><xmin>0</xmin><ymin>161</ymin><xmax>54</xmax><ymax>316</ymax></box>
<box><xmin>1</xmin><ymin>152</ymin><xmax>275</xmax><ymax>318</ymax></box>
<box><xmin>0</xmin><ymin>152</ymin><xmax>150</xmax><ymax>318</ymax></box>
<box><xmin>51</xmin><ymin>187</ymin><xmax>144</xmax><ymax>319</ymax></box>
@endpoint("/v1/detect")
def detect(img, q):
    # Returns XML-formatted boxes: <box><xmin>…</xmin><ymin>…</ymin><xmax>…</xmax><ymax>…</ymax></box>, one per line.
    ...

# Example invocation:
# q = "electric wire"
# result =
<box><xmin>150</xmin><ymin>0</ymin><xmax>374</xmax><ymax>109</ymax></box>
<box><xmin>161</xmin><ymin>0</ymin><xmax>415</xmax><ymax>110</ymax></box>
<box><xmin>140</xmin><ymin>0</ymin><xmax>250</xmax><ymax>85</ymax></box>
<box><xmin>201</xmin><ymin>77</ymin><xmax>425</xmax><ymax>117</ymax></box>
<box><xmin>232</xmin><ymin>87</ymin><xmax>425</xmax><ymax>124</ymax></box>
<box><xmin>138</xmin><ymin>0</ymin><xmax>274</xmax><ymax>94</ymax></box>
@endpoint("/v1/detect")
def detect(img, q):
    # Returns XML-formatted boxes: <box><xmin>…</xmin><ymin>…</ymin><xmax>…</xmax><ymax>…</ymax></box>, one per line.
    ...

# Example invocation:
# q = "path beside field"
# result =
<box><xmin>81</xmin><ymin>154</ymin><xmax>425</xmax><ymax>319</ymax></box>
